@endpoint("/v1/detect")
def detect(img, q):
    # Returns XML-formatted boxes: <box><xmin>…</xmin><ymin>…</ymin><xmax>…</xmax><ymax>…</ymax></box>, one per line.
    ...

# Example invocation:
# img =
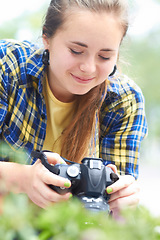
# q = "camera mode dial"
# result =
<box><xmin>67</xmin><ymin>165</ymin><xmax>80</xmax><ymax>178</ymax></box>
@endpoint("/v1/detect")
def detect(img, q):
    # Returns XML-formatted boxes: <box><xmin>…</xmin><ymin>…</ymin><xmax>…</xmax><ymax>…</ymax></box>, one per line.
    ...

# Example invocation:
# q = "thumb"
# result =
<box><xmin>43</xmin><ymin>152</ymin><xmax>66</xmax><ymax>165</ymax></box>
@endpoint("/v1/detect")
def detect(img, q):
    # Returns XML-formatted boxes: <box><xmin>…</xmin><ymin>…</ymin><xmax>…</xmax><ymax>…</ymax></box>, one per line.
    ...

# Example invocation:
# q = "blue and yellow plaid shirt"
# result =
<box><xmin>0</xmin><ymin>40</ymin><xmax>147</xmax><ymax>179</ymax></box>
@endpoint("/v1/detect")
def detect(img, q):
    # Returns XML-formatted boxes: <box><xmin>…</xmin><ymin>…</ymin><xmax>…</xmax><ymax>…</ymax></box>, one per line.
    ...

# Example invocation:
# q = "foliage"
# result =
<box><xmin>0</xmin><ymin>142</ymin><xmax>27</xmax><ymax>163</ymax></box>
<box><xmin>0</xmin><ymin>194</ymin><xmax>38</xmax><ymax>240</ymax></box>
<box><xmin>0</xmin><ymin>193</ymin><xmax>160</xmax><ymax>240</ymax></box>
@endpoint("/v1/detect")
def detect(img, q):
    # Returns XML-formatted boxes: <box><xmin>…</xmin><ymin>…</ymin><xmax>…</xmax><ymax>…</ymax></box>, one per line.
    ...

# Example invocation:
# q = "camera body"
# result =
<box><xmin>32</xmin><ymin>151</ymin><xmax>119</xmax><ymax>212</ymax></box>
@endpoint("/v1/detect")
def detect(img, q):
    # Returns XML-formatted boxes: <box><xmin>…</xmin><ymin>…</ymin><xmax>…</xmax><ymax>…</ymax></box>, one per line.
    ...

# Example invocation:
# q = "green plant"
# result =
<box><xmin>0</xmin><ymin>142</ymin><xmax>27</xmax><ymax>164</ymax></box>
<box><xmin>0</xmin><ymin>194</ymin><xmax>38</xmax><ymax>240</ymax></box>
<box><xmin>0</xmin><ymin>193</ymin><xmax>160</xmax><ymax>240</ymax></box>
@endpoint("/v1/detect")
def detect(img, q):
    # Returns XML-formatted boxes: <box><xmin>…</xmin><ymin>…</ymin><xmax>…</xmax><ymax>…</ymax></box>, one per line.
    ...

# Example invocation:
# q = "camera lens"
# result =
<box><xmin>78</xmin><ymin>195</ymin><xmax>110</xmax><ymax>213</ymax></box>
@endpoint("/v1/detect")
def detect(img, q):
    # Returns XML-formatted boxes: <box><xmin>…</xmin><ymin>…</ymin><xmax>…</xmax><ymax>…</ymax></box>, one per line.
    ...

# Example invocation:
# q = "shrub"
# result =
<box><xmin>0</xmin><ymin>193</ymin><xmax>160</xmax><ymax>240</ymax></box>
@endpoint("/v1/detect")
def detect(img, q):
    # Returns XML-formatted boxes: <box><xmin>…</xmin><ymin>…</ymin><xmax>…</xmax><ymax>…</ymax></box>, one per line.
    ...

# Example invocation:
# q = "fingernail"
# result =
<box><xmin>64</xmin><ymin>182</ymin><xmax>71</xmax><ymax>188</ymax></box>
<box><xmin>106</xmin><ymin>187</ymin><xmax>113</xmax><ymax>194</ymax></box>
<box><xmin>69</xmin><ymin>193</ymin><xmax>73</xmax><ymax>199</ymax></box>
<box><xmin>61</xmin><ymin>161</ymin><xmax>67</xmax><ymax>165</ymax></box>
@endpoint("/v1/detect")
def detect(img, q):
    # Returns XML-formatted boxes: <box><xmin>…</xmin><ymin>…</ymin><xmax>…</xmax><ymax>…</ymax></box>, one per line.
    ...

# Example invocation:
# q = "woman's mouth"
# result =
<box><xmin>71</xmin><ymin>73</ymin><xmax>95</xmax><ymax>84</ymax></box>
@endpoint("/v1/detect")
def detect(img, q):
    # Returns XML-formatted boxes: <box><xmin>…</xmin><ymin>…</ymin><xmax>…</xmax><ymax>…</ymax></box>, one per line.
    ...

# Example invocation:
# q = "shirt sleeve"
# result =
<box><xmin>99</xmin><ymin>76</ymin><xmax>148</xmax><ymax>179</ymax></box>
<box><xmin>0</xmin><ymin>41</ymin><xmax>8</xmax><ymax>133</ymax></box>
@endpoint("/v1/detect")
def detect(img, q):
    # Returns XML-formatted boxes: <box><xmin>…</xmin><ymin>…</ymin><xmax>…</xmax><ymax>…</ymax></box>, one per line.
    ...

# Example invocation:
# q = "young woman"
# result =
<box><xmin>0</xmin><ymin>0</ymin><xmax>147</xmax><ymax>216</ymax></box>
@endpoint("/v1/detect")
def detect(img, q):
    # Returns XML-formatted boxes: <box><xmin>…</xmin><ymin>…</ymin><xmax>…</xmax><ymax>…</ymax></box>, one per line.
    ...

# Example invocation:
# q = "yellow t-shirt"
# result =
<box><xmin>42</xmin><ymin>77</ymin><xmax>76</xmax><ymax>154</ymax></box>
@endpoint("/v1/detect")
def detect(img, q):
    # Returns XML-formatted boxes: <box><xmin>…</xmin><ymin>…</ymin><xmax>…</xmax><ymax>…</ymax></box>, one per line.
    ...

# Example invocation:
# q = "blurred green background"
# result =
<box><xmin>0</xmin><ymin>0</ymin><xmax>160</xmax><ymax>215</ymax></box>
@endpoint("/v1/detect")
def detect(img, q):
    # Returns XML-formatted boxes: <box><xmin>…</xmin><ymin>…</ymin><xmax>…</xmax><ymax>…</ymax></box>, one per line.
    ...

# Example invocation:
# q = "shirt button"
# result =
<box><xmin>6</xmin><ymin>129</ymin><xmax>10</xmax><ymax>135</ymax></box>
<box><xmin>41</xmin><ymin>114</ymin><xmax>45</xmax><ymax>120</ymax></box>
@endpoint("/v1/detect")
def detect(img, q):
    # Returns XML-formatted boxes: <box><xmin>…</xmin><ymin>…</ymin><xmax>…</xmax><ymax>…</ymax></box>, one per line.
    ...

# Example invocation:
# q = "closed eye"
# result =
<box><xmin>99</xmin><ymin>55</ymin><xmax>110</xmax><ymax>60</ymax></box>
<box><xmin>70</xmin><ymin>48</ymin><xmax>83</xmax><ymax>55</ymax></box>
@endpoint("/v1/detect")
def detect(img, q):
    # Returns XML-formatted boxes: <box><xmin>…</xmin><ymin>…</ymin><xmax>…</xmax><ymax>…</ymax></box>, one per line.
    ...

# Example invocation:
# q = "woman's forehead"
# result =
<box><xmin>53</xmin><ymin>10</ymin><xmax>123</xmax><ymax>49</ymax></box>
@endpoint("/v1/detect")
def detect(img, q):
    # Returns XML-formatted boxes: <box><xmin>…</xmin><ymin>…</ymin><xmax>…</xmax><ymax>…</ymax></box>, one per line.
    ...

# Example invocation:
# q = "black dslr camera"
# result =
<box><xmin>32</xmin><ymin>151</ymin><xmax>119</xmax><ymax>212</ymax></box>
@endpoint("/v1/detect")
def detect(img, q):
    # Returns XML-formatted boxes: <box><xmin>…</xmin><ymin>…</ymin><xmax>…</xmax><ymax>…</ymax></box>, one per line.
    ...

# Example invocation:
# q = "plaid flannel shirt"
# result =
<box><xmin>0</xmin><ymin>40</ymin><xmax>148</xmax><ymax>179</ymax></box>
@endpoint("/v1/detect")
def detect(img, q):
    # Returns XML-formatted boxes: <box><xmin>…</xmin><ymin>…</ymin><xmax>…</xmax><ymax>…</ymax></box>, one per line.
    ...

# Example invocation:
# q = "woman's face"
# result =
<box><xmin>43</xmin><ymin>10</ymin><xmax>123</xmax><ymax>102</ymax></box>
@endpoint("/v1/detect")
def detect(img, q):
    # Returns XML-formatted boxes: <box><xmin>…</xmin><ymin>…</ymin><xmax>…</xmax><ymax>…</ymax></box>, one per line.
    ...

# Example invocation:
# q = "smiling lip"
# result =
<box><xmin>71</xmin><ymin>73</ymin><xmax>95</xmax><ymax>84</ymax></box>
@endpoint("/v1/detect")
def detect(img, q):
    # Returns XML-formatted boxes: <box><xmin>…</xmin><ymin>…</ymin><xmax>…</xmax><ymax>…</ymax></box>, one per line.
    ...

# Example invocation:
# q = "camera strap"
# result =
<box><xmin>31</xmin><ymin>150</ymin><xmax>60</xmax><ymax>175</ymax></box>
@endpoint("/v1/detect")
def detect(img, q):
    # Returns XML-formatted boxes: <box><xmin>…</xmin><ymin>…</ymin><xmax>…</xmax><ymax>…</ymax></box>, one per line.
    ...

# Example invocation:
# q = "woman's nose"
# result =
<box><xmin>79</xmin><ymin>57</ymin><xmax>96</xmax><ymax>74</ymax></box>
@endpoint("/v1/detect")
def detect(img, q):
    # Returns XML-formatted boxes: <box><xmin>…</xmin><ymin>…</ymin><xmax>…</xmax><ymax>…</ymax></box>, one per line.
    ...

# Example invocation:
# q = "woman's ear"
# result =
<box><xmin>42</xmin><ymin>34</ymin><xmax>49</xmax><ymax>50</ymax></box>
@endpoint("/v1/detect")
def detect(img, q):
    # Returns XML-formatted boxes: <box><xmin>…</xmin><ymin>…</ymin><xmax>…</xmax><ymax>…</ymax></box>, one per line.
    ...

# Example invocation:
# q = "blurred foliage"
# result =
<box><xmin>0</xmin><ymin>193</ymin><xmax>160</xmax><ymax>240</ymax></box>
<box><xmin>0</xmin><ymin>142</ymin><xmax>28</xmax><ymax>163</ymax></box>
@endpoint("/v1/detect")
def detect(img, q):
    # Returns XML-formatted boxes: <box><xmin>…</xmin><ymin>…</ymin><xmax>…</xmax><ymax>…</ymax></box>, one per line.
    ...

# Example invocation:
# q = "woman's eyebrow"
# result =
<box><xmin>71</xmin><ymin>41</ymin><xmax>88</xmax><ymax>47</ymax></box>
<box><xmin>70</xmin><ymin>41</ymin><xmax>116</xmax><ymax>52</ymax></box>
<box><xmin>100</xmin><ymin>48</ymin><xmax>116</xmax><ymax>52</ymax></box>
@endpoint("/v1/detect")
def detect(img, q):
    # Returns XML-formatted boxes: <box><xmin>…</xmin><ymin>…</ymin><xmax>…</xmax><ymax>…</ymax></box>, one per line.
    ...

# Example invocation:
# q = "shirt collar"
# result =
<box><xmin>107</xmin><ymin>74</ymin><xmax>121</xmax><ymax>97</ymax></box>
<box><xmin>26</xmin><ymin>48</ymin><xmax>47</xmax><ymax>94</ymax></box>
<box><xmin>99</xmin><ymin>74</ymin><xmax>121</xmax><ymax>104</ymax></box>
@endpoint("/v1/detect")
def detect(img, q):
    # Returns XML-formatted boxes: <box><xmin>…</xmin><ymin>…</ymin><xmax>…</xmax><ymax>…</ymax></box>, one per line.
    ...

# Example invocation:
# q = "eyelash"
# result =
<box><xmin>70</xmin><ymin>48</ymin><xmax>110</xmax><ymax>61</ymax></box>
<box><xmin>99</xmin><ymin>56</ymin><xmax>110</xmax><ymax>61</ymax></box>
<box><xmin>70</xmin><ymin>49</ymin><xmax>83</xmax><ymax>55</ymax></box>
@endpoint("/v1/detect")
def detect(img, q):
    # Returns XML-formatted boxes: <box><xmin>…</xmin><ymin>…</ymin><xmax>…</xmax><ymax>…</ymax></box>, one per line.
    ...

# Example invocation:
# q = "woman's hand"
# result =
<box><xmin>23</xmin><ymin>152</ymin><xmax>72</xmax><ymax>208</ymax></box>
<box><xmin>106</xmin><ymin>164</ymin><xmax>140</xmax><ymax>218</ymax></box>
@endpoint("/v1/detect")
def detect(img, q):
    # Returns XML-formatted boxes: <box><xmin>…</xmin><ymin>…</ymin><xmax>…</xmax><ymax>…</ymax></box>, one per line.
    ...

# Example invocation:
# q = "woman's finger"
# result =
<box><xmin>42</xmin><ymin>168</ymin><xmax>71</xmax><ymax>188</ymax></box>
<box><xmin>108</xmin><ymin>180</ymin><xmax>140</xmax><ymax>202</ymax></box>
<box><xmin>106</xmin><ymin>175</ymin><xmax>135</xmax><ymax>194</ymax></box>
<box><xmin>42</xmin><ymin>186</ymin><xmax>72</xmax><ymax>203</ymax></box>
<box><xmin>33</xmin><ymin>160</ymin><xmax>71</xmax><ymax>192</ymax></box>
<box><xmin>108</xmin><ymin>192</ymin><xmax>140</xmax><ymax>210</ymax></box>
<box><xmin>43</xmin><ymin>152</ymin><xmax>66</xmax><ymax>165</ymax></box>
<box><xmin>28</xmin><ymin>175</ymin><xmax>71</xmax><ymax>208</ymax></box>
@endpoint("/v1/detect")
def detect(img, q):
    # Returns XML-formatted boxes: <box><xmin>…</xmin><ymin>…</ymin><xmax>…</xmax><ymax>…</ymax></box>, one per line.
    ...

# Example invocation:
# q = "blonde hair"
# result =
<box><xmin>43</xmin><ymin>0</ymin><xmax>129</xmax><ymax>162</ymax></box>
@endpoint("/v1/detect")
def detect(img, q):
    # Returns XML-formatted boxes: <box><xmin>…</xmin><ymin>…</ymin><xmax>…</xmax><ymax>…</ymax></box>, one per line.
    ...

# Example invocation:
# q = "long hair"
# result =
<box><xmin>42</xmin><ymin>0</ymin><xmax>129</xmax><ymax>162</ymax></box>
